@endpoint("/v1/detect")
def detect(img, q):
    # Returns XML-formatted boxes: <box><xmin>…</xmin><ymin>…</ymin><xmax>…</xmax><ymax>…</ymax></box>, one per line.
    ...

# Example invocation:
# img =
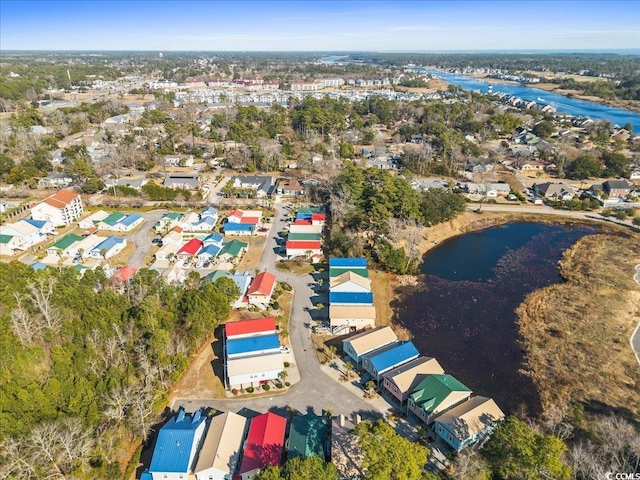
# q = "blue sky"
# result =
<box><xmin>1</xmin><ymin>1</ymin><xmax>638</xmax><ymax>52</ymax></box>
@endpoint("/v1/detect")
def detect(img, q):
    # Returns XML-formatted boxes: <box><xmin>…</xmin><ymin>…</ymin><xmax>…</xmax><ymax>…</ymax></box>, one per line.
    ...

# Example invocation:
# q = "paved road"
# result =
<box><xmin>126</xmin><ymin>210</ymin><xmax>167</xmax><ymax>269</ymax></box>
<box><xmin>172</xmin><ymin>203</ymin><xmax>385</xmax><ymax>419</ymax></box>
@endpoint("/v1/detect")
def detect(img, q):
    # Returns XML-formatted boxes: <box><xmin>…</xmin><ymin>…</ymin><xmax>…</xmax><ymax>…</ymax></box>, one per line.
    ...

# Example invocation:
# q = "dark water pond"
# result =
<box><xmin>392</xmin><ymin>222</ymin><xmax>595</xmax><ymax>416</ymax></box>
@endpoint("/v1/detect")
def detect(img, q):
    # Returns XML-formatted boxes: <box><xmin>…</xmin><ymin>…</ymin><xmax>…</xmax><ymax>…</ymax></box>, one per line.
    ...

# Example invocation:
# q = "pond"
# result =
<box><xmin>392</xmin><ymin>222</ymin><xmax>596</xmax><ymax>416</ymax></box>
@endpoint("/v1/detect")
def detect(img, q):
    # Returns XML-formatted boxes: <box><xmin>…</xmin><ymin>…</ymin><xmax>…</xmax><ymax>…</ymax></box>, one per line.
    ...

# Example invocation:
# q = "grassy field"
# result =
<box><xmin>235</xmin><ymin>236</ymin><xmax>266</xmax><ymax>270</ymax></box>
<box><xmin>517</xmin><ymin>234</ymin><xmax>640</xmax><ymax>422</ymax></box>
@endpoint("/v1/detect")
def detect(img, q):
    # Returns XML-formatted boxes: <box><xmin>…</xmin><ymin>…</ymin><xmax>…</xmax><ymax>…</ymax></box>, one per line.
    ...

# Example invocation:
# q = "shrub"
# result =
<box><xmin>284</xmin><ymin>361</ymin><xmax>290</xmax><ymax>368</ymax></box>
<box><xmin>285</xmin><ymin>381</ymin><xmax>290</xmax><ymax>387</ymax></box>
<box><xmin>262</xmin><ymin>384</ymin><xmax>270</xmax><ymax>391</ymax></box>
<box><xmin>281</xmin><ymin>282</ymin><xmax>293</xmax><ymax>291</ymax></box>
<box><xmin>231</xmin><ymin>388</ymin><xmax>238</xmax><ymax>395</ymax></box>
<box><xmin>275</xmin><ymin>382</ymin><xmax>283</xmax><ymax>389</ymax></box>
<box><xmin>271</xmin><ymin>301</ymin><xmax>280</xmax><ymax>310</ymax></box>
<box><xmin>246</xmin><ymin>386</ymin><xmax>254</xmax><ymax>393</ymax></box>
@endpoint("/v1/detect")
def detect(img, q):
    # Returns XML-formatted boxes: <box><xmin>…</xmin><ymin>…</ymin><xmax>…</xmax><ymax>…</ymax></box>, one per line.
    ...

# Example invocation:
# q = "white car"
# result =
<box><xmin>280</xmin><ymin>346</ymin><xmax>291</xmax><ymax>354</ymax></box>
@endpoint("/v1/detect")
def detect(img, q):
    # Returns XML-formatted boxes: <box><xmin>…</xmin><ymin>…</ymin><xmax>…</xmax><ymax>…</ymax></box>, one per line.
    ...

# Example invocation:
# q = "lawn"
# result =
<box><xmin>275</xmin><ymin>259</ymin><xmax>316</xmax><ymax>275</ymax></box>
<box><xmin>235</xmin><ymin>236</ymin><xmax>266</xmax><ymax>270</ymax></box>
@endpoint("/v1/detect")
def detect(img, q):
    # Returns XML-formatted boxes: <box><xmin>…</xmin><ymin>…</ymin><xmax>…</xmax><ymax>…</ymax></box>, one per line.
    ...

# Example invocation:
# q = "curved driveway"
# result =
<box><xmin>126</xmin><ymin>210</ymin><xmax>168</xmax><ymax>269</ymax></box>
<box><xmin>172</xmin><ymin>204</ymin><xmax>382</xmax><ymax>419</ymax></box>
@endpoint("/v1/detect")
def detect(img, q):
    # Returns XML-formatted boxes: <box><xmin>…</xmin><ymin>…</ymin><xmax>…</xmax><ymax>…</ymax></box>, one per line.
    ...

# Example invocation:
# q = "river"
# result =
<box><xmin>421</xmin><ymin>69</ymin><xmax>640</xmax><ymax>132</ymax></box>
<box><xmin>391</xmin><ymin>222</ymin><xmax>595</xmax><ymax>416</ymax></box>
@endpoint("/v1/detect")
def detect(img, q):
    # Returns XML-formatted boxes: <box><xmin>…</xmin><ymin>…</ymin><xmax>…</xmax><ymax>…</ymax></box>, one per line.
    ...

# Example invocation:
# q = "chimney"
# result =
<box><xmin>339</xmin><ymin>414</ymin><xmax>346</xmax><ymax>427</ymax></box>
<box><xmin>353</xmin><ymin>413</ymin><xmax>361</xmax><ymax>425</ymax></box>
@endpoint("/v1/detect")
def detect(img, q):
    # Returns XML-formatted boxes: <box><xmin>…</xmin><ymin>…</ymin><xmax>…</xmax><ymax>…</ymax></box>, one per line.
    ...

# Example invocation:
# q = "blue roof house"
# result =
<box><xmin>89</xmin><ymin>236</ymin><xmax>127</xmax><ymax>259</ymax></box>
<box><xmin>196</xmin><ymin>244</ymin><xmax>222</xmax><ymax>261</ymax></box>
<box><xmin>223</xmin><ymin>223</ymin><xmax>255</xmax><ymax>236</ymax></box>
<box><xmin>147</xmin><ymin>408</ymin><xmax>207</xmax><ymax>480</ymax></box>
<box><xmin>226</xmin><ymin>333</ymin><xmax>281</xmax><ymax>359</ymax></box>
<box><xmin>361</xmin><ymin>341</ymin><xmax>420</xmax><ymax>383</ymax></box>
<box><xmin>202</xmin><ymin>232</ymin><xmax>224</xmax><ymax>247</ymax></box>
<box><xmin>328</xmin><ymin>257</ymin><xmax>368</xmax><ymax>269</ymax></box>
<box><xmin>329</xmin><ymin>292</ymin><xmax>374</xmax><ymax>305</ymax></box>
<box><xmin>200</xmin><ymin>206</ymin><xmax>219</xmax><ymax>220</ymax></box>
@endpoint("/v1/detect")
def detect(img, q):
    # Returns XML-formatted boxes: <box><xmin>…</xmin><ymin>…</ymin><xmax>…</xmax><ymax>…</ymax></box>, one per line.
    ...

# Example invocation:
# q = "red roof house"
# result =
<box><xmin>177</xmin><ymin>238</ymin><xmax>203</xmax><ymax>258</ymax></box>
<box><xmin>240</xmin><ymin>217</ymin><xmax>260</xmax><ymax>225</ymax></box>
<box><xmin>237</xmin><ymin>412</ymin><xmax>287</xmax><ymax>480</ymax></box>
<box><xmin>110</xmin><ymin>265</ymin><xmax>138</xmax><ymax>283</ymax></box>
<box><xmin>43</xmin><ymin>189</ymin><xmax>80</xmax><ymax>209</ymax></box>
<box><xmin>225</xmin><ymin>317</ymin><xmax>277</xmax><ymax>339</ymax></box>
<box><xmin>227</xmin><ymin>209</ymin><xmax>244</xmax><ymax>223</ymax></box>
<box><xmin>247</xmin><ymin>271</ymin><xmax>277</xmax><ymax>309</ymax></box>
<box><xmin>294</xmin><ymin>219</ymin><xmax>312</xmax><ymax>226</ymax></box>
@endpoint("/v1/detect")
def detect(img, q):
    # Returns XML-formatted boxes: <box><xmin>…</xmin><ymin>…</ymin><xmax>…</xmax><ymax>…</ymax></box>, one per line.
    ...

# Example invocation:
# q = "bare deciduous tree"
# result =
<box><xmin>25</xmin><ymin>277</ymin><xmax>63</xmax><ymax>332</ymax></box>
<box><xmin>10</xmin><ymin>295</ymin><xmax>40</xmax><ymax>347</ymax></box>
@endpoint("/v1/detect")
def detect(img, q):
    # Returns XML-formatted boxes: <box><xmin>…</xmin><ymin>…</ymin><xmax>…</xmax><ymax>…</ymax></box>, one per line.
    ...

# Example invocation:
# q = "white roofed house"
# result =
<box><xmin>232</xmin><ymin>175</ymin><xmax>274</xmax><ymax>197</ymax></box>
<box><xmin>1</xmin><ymin>219</ymin><xmax>54</xmax><ymax>252</ymax></box>
<box><xmin>78</xmin><ymin>210</ymin><xmax>110</xmax><ymax>229</ymax></box>
<box><xmin>434</xmin><ymin>396</ymin><xmax>505</xmax><ymax>451</ymax></box>
<box><xmin>163</xmin><ymin>175</ymin><xmax>201</xmax><ymax>190</ymax></box>
<box><xmin>37</xmin><ymin>173</ymin><xmax>73</xmax><ymax>188</ymax></box>
<box><xmin>382</xmin><ymin>357</ymin><xmax>445</xmax><ymax>405</ymax></box>
<box><xmin>194</xmin><ymin>411</ymin><xmax>248</xmax><ymax>480</ymax></box>
<box><xmin>343</xmin><ymin>326</ymin><xmax>397</xmax><ymax>367</ymax></box>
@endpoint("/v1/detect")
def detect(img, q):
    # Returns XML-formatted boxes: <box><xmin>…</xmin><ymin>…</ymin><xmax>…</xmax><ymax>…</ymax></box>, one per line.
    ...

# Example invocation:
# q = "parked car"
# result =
<box><xmin>183</xmin><ymin>259</ymin><xmax>191</xmax><ymax>267</ymax></box>
<box><xmin>203</xmin><ymin>260</ymin><xmax>211</xmax><ymax>268</ymax></box>
<box><xmin>151</xmin><ymin>238</ymin><xmax>163</xmax><ymax>246</ymax></box>
<box><xmin>280</xmin><ymin>347</ymin><xmax>291</xmax><ymax>354</ymax></box>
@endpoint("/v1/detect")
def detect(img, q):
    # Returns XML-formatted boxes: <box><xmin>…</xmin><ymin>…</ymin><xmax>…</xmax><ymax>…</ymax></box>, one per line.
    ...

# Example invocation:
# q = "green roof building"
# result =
<box><xmin>101</xmin><ymin>211</ymin><xmax>126</xmax><ymax>226</ymax></box>
<box><xmin>297</xmin><ymin>206</ymin><xmax>324</xmax><ymax>214</ymax></box>
<box><xmin>287</xmin><ymin>232</ymin><xmax>322</xmax><ymax>241</ymax></box>
<box><xmin>219</xmin><ymin>239</ymin><xmax>248</xmax><ymax>258</ymax></box>
<box><xmin>407</xmin><ymin>374</ymin><xmax>472</xmax><ymax>424</ymax></box>
<box><xmin>287</xmin><ymin>413</ymin><xmax>327</xmax><ymax>460</ymax></box>
<box><xmin>329</xmin><ymin>267</ymin><xmax>370</xmax><ymax>278</ymax></box>
<box><xmin>48</xmin><ymin>233</ymin><xmax>83</xmax><ymax>253</ymax></box>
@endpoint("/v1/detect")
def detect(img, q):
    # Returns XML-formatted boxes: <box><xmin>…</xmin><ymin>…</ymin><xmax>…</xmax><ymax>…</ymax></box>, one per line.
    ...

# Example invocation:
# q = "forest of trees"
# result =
<box><xmin>0</xmin><ymin>262</ymin><xmax>239</xmax><ymax>479</ymax></box>
<box><xmin>325</xmin><ymin>164</ymin><xmax>467</xmax><ymax>273</ymax></box>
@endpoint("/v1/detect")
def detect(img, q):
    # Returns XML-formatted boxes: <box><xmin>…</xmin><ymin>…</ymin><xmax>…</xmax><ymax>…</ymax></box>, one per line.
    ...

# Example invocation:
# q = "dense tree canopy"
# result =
<box><xmin>0</xmin><ymin>263</ymin><xmax>238</xmax><ymax>478</ymax></box>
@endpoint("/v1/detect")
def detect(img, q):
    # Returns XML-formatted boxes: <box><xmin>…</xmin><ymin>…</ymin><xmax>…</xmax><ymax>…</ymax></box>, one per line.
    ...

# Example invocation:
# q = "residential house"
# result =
<box><xmin>145</xmin><ymin>408</ymin><xmax>207</xmax><ymax>480</ymax></box>
<box><xmin>38</xmin><ymin>173</ymin><xmax>73</xmax><ymax>188</ymax></box>
<box><xmin>603</xmin><ymin>179</ymin><xmax>633</xmax><ymax>199</ymax></box>
<box><xmin>1</xmin><ymin>219</ymin><xmax>54</xmax><ymax>252</ymax></box>
<box><xmin>164</xmin><ymin>155</ymin><xmax>194</xmax><ymax>167</ymax></box>
<box><xmin>73</xmin><ymin>235</ymin><xmax>106</xmax><ymax>259</ymax></box>
<box><xmin>225</xmin><ymin>317</ymin><xmax>277</xmax><ymax>339</ymax></box>
<box><xmin>343</xmin><ymin>326</ymin><xmax>398</xmax><ymax>367</ymax></box>
<box><xmin>287</xmin><ymin>224</ymin><xmax>323</xmax><ymax>235</ymax></box>
<box><xmin>154</xmin><ymin>242</ymin><xmax>180</xmax><ymax>262</ymax></box>
<box><xmin>89</xmin><ymin>236</ymin><xmax>127</xmax><ymax>259</ymax></box>
<box><xmin>534</xmin><ymin>182</ymin><xmax>576</xmax><ymax>201</ymax></box>
<box><xmin>329</xmin><ymin>305</ymin><xmax>376</xmax><ymax>333</ymax></box>
<box><xmin>361</xmin><ymin>341</ymin><xmax>420</xmax><ymax>384</ymax></box>
<box><xmin>285</xmin><ymin>240</ymin><xmax>322</xmax><ymax>260</ymax></box>
<box><xmin>46</xmin><ymin>233</ymin><xmax>83</xmax><ymax>258</ymax></box>
<box><xmin>162</xmin><ymin>230</ymin><xmax>184</xmax><ymax>247</ymax></box>
<box><xmin>98</xmin><ymin>212</ymin><xmax>144</xmax><ymax>232</ymax></box>
<box><xmin>217</xmin><ymin>239</ymin><xmax>248</xmax><ymax>264</ymax></box>
<box><xmin>154</xmin><ymin>212</ymin><xmax>185</xmax><ymax>232</ymax></box>
<box><xmin>382</xmin><ymin>357</ymin><xmax>445</xmax><ymax>405</ymax></box>
<box><xmin>434</xmin><ymin>396</ymin><xmax>505</xmax><ymax>452</ymax></box>
<box><xmin>196</xmin><ymin>243</ymin><xmax>222</xmax><ymax>263</ymax></box>
<box><xmin>226</xmin><ymin>209</ymin><xmax>263</xmax><ymax>225</ymax></box>
<box><xmin>79</xmin><ymin>210</ymin><xmax>110</xmax><ymax>229</ymax></box>
<box><xmin>237</xmin><ymin>412</ymin><xmax>287</xmax><ymax>480</ymax></box>
<box><xmin>247</xmin><ymin>271</ymin><xmax>277</xmax><ymax>309</ymax></box>
<box><xmin>110</xmin><ymin>265</ymin><xmax>138</xmax><ymax>284</ymax></box>
<box><xmin>104</xmin><ymin>177</ymin><xmax>148</xmax><ymax>191</ymax></box>
<box><xmin>176</xmin><ymin>238</ymin><xmax>204</xmax><ymax>261</ymax></box>
<box><xmin>202</xmin><ymin>232</ymin><xmax>224</xmax><ymax>247</ymax></box>
<box><xmin>278</xmin><ymin>178</ymin><xmax>305</xmax><ymax>196</ymax></box>
<box><xmin>164</xmin><ymin>175</ymin><xmax>200</xmax><ymax>190</ymax></box>
<box><xmin>226</xmin><ymin>334</ymin><xmax>281</xmax><ymax>359</ymax></box>
<box><xmin>31</xmin><ymin>189</ymin><xmax>84</xmax><ymax>226</ymax></box>
<box><xmin>329</xmin><ymin>292</ymin><xmax>374</xmax><ymax>306</ymax></box>
<box><xmin>223</xmin><ymin>223</ymin><xmax>255</xmax><ymax>236</ymax></box>
<box><xmin>232</xmin><ymin>175</ymin><xmax>274</xmax><ymax>198</ymax></box>
<box><xmin>226</xmin><ymin>352</ymin><xmax>284</xmax><ymax>388</ymax></box>
<box><xmin>287</xmin><ymin>413</ymin><xmax>327</xmax><ymax>460</ymax></box>
<box><xmin>0</xmin><ymin>234</ymin><xmax>21</xmax><ymax>256</ymax></box>
<box><xmin>287</xmin><ymin>232</ymin><xmax>322</xmax><ymax>242</ymax></box>
<box><xmin>330</xmin><ymin>271</ymin><xmax>372</xmax><ymax>293</ymax></box>
<box><xmin>407</xmin><ymin>374</ymin><xmax>472</xmax><ymax>424</ymax></box>
<box><xmin>330</xmin><ymin>414</ymin><xmax>366</xmax><ymax>480</ymax></box>
<box><xmin>181</xmin><ymin>208</ymin><xmax>219</xmax><ymax>233</ymax></box>
<box><xmin>329</xmin><ymin>257</ymin><xmax>368</xmax><ymax>274</ymax></box>
<box><xmin>194</xmin><ymin>411</ymin><xmax>248</xmax><ymax>480</ymax></box>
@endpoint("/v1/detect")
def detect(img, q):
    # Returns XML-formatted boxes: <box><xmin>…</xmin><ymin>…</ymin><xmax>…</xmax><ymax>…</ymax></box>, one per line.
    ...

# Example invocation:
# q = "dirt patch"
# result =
<box><xmin>236</xmin><ymin>236</ymin><xmax>266</xmax><ymax>270</ymax></box>
<box><xmin>517</xmin><ymin>234</ymin><xmax>640</xmax><ymax>421</ymax></box>
<box><xmin>168</xmin><ymin>335</ymin><xmax>226</xmax><ymax>401</ymax></box>
<box><xmin>275</xmin><ymin>259</ymin><xmax>315</xmax><ymax>275</ymax></box>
